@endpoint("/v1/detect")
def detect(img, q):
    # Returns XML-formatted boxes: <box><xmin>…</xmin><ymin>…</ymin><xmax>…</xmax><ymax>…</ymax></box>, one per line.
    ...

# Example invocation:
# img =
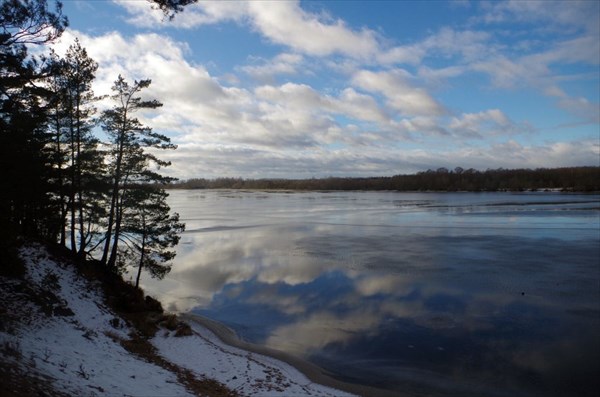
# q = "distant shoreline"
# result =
<box><xmin>163</xmin><ymin>166</ymin><xmax>600</xmax><ymax>192</ymax></box>
<box><xmin>181</xmin><ymin>313</ymin><xmax>401</xmax><ymax>397</ymax></box>
<box><xmin>166</xmin><ymin>187</ymin><xmax>600</xmax><ymax>193</ymax></box>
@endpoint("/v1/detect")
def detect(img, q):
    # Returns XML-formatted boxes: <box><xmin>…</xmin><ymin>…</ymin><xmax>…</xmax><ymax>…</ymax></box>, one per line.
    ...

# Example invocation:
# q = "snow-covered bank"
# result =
<box><xmin>1</xmin><ymin>243</ymin><xmax>194</xmax><ymax>396</ymax></box>
<box><xmin>0</xmin><ymin>243</ymin><xmax>356</xmax><ymax>396</ymax></box>
<box><xmin>153</xmin><ymin>316</ymin><xmax>355</xmax><ymax>397</ymax></box>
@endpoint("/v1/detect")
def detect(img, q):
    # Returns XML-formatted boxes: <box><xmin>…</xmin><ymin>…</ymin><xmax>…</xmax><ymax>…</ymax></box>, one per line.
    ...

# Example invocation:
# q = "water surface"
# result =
<box><xmin>143</xmin><ymin>190</ymin><xmax>600</xmax><ymax>396</ymax></box>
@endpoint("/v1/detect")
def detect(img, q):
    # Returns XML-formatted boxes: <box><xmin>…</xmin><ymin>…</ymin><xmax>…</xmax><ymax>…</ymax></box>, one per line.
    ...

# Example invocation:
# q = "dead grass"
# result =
<box><xmin>0</xmin><ymin>361</ymin><xmax>72</xmax><ymax>397</ymax></box>
<box><xmin>121</xmin><ymin>334</ymin><xmax>239</xmax><ymax>397</ymax></box>
<box><xmin>175</xmin><ymin>322</ymin><xmax>193</xmax><ymax>337</ymax></box>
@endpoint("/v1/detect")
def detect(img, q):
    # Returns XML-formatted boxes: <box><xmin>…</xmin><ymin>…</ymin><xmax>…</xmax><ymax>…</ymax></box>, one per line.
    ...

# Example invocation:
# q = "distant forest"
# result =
<box><xmin>169</xmin><ymin>167</ymin><xmax>600</xmax><ymax>192</ymax></box>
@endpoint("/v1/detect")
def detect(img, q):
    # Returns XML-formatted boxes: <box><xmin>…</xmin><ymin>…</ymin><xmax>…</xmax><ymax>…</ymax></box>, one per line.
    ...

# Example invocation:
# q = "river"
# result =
<box><xmin>141</xmin><ymin>190</ymin><xmax>600</xmax><ymax>397</ymax></box>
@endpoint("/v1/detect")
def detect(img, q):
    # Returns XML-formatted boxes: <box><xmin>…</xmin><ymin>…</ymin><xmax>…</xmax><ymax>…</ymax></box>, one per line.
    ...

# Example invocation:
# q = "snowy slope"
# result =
<box><xmin>0</xmin><ymin>243</ymin><xmax>356</xmax><ymax>397</ymax></box>
<box><xmin>153</xmin><ymin>321</ymin><xmax>355</xmax><ymax>397</ymax></box>
<box><xmin>1</xmin><ymin>243</ymin><xmax>194</xmax><ymax>396</ymax></box>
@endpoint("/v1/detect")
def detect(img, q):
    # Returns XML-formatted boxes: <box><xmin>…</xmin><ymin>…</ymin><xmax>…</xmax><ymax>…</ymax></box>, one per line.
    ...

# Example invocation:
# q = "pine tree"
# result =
<box><xmin>60</xmin><ymin>39</ymin><xmax>103</xmax><ymax>256</ymax></box>
<box><xmin>100</xmin><ymin>76</ymin><xmax>176</xmax><ymax>268</ymax></box>
<box><xmin>0</xmin><ymin>0</ymin><xmax>67</xmax><ymax>47</ymax></box>
<box><xmin>45</xmin><ymin>49</ymin><xmax>69</xmax><ymax>246</ymax></box>
<box><xmin>150</xmin><ymin>0</ymin><xmax>198</xmax><ymax>17</ymax></box>
<box><xmin>0</xmin><ymin>0</ymin><xmax>67</xmax><ymax>240</ymax></box>
<box><xmin>119</xmin><ymin>186</ymin><xmax>184</xmax><ymax>288</ymax></box>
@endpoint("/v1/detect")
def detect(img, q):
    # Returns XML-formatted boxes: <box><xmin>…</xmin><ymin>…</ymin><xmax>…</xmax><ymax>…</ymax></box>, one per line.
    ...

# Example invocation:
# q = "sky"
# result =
<box><xmin>52</xmin><ymin>0</ymin><xmax>599</xmax><ymax>179</ymax></box>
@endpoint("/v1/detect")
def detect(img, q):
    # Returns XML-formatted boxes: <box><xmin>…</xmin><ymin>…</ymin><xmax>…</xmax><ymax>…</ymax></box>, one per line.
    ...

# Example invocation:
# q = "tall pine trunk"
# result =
<box><xmin>76</xmin><ymin>100</ymin><xmax>86</xmax><ymax>258</ymax></box>
<box><xmin>101</xmin><ymin>134</ymin><xmax>124</xmax><ymax>266</ymax></box>
<box><xmin>54</xmin><ymin>112</ymin><xmax>67</xmax><ymax>247</ymax></box>
<box><xmin>135</xmin><ymin>228</ymin><xmax>147</xmax><ymax>289</ymax></box>
<box><xmin>101</xmin><ymin>175</ymin><xmax>118</xmax><ymax>265</ymax></box>
<box><xmin>107</xmin><ymin>191</ymin><xmax>123</xmax><ymax>268</ymax></box>
<box><xmin>69</xmin><ymin>114</ymin><xmax>76</xmax><ymax>252</ymax></box>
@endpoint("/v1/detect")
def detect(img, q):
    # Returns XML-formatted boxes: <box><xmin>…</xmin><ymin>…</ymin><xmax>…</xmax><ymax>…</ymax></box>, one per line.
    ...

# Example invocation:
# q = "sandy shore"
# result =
<box><xmin>181</xmin><ymin>313</ymin><xmax>403</xmax><ymax>397</ymax></box>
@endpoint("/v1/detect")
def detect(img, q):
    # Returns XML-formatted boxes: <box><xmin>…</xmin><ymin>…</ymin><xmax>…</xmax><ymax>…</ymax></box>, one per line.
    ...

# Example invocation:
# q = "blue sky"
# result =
<box><xmin>53</xmin><ymin>0</ymin><xmax>599</xmax><ymax>179</ymax></box>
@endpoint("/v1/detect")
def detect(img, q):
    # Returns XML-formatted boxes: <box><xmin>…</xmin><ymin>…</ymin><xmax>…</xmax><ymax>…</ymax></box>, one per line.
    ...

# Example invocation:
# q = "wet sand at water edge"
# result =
<box><xmin>181</xmin><ymin>313</ymin><xmax>402</xmax><ymax>397</ymax></box>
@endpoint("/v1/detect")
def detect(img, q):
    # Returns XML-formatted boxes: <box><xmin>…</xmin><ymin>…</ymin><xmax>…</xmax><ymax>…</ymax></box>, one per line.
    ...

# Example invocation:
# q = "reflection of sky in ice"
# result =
<box><xmin>140</xmin><ymin>191</ymin><xmax>600</xmax><ymax>396</ymax></box>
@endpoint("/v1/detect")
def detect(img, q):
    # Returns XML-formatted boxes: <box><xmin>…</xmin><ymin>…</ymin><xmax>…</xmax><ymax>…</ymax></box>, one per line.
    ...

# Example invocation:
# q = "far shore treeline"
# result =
<box><xmin>167</xmin><ymin>167</ymin><xmax>600</xmax><ymax>192</ymax></box>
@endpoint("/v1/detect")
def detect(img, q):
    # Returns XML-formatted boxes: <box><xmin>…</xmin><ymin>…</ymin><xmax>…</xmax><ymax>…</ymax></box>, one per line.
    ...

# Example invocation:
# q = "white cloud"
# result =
<box><xmin>352</xmin><ymin>69</ymin><xmax>446</xmax><ymax>117</ymax></box>
<box><xmin>395</xmin><ymin>116</ymin><xmax>449</xmax><ymax>137</ymax></box>
<box><xmin>241</xmin><ymin>53</ymin><xmax>305</xmax><ymax>83</ymax></box>
<box><xmin>376</xmin><ymin>43</ymin><xmax>425</xmax><ymax>65</ymax></box>
<box><xmin>158</xmin><ymin>135</ymin><xmax>599</xmax><ymax>179</ymax></box>
<box><xmin>471</xmin><ymin>35</ymin><xmax>599</xmax><ymax>122</ymax></box>
<box><xmin>255</xmin><ymin>83</ymin><xmax>390</xmax><ymax>126</ymax></box>
<box><xmin>417</xmin><ymin>65</ymin><xmax>466</xmax><ymax>85</ymax></box>
<box><xmin>449</xmin><ymin>109</ymin><xmax>533</xmax><ymax>138</ymax></box>
<box><xmin>545</xmin><ymin>87</ymin><xmax>600</xmax><ymax>124</ymax></box>
<box><xmin>332</xmin><ymin>88</ymin><xmax>391</xmax><ymax>125</ymax></box>
<box><xmin>471</xmin><ymin>56</ymin><xmax>529</xmax><ymax>89</ymax></box>
<box><xmin>421</xmin><ymin>27</ymin><xmax>492</xmax><ymax>62</ymax></box>
<box><xmin>54</xmin><ymin>30</ymin><xmax>328</xmax><ymax>152</ymax></box>
<box><xmin>116</xmin><ymin>0</ymin><xmax>381</xmax><ymax>59</ymax></box>
<box><xmin>246</xmin><ymin>1</ymin><xmax>379</xmax><ymax>59</ymax></box>
<box><xmin>115</xmin><ymin>0</ymin><xmax>246</xmax><ymax>28</ymax></box>
<box><xmin>527</xmin><ymin>35</ymin><xmax>600</xmax><ymax>66</ymax></box>
<box><xmin>52</xmin><ymin>30</ymin><xmax>203</xmax><ymax>101</ymax></box>
<box><xmin>480</xmin><ymin>0</ymin><xmax>599</xmax><ymax>34</ymax></box>
<box><xmin>116</xmin><ymin>0</ymin><xmax>491</xmax><ymax>68</ymax></box>
<box><xmin>376</xmin><ymin>27</ymin><xmax>492</xmax><ymax>66</ymax></box>
<box><xmin>48</xmin><ymin>2</ymin><xmax>598</xmax><ymax>181</ymax></box>
<box><xmin>426</xmin><ymin>139</ymin><xmax>600</xmax><ymax>171</ymax></box>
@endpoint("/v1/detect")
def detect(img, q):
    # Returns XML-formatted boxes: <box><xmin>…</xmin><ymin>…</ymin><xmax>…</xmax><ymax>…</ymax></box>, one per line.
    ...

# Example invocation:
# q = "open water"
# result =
<box><xmin>143</xmin><ymin>190</ymin><xmax>600</xmax><ymax>396</ymax></box>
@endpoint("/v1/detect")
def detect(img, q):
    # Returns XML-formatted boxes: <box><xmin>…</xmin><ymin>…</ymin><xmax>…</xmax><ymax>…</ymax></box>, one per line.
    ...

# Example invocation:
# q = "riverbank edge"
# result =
<box><xmin>181</xmin><ymin>312</ymin><xmax>401</xmax><ymax>397</ymax></box>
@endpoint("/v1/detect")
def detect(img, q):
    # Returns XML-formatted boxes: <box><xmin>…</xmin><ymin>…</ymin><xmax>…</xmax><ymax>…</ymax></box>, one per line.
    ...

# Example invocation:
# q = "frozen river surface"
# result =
<box><xmin>143</xmin><ymin>190</ymin><xmax>600</xmax><ymax>397</ymax></box>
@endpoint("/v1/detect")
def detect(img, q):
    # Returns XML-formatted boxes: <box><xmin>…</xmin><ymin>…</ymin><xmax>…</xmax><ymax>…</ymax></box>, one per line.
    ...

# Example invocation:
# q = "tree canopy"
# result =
<box><xmin>149</xmin><ymin>0</ymin><xmax>197</xmax><ymax>18</ymax></box>
<box><xmin>1</xmin><ymin>0</ymin><xmax>184</xmax><ymax>286</ymax></box>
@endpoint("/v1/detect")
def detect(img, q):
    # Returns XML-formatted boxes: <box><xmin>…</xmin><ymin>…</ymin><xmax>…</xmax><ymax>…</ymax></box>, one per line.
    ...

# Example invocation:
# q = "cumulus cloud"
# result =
<box><xmin>332</xmin><ymin>88</ymin><xmax>391</xmax><ymax>125</ymax></box>
<box><xmin>255</xmin><ymin>83</ymin><xmax>390</xmax><ymax>127</ymax></box>
<box><xmin>245</xmin><ymin>1</ymin><xmax>379</xmax><ymax>59</ymax></box>
<box><xmin>52</xmin><ymin>30</ymin><xmax>217</xmax><ymax>104</ymax></box>
<box><xmin>114</xmin><ymin>0</ymin><xmax>598</xmax><ymax>132</ymax></box>
<box><xmin>116</xmin><ymin>0</ymin><xmax>380</xmax><ymax>59</ymax></box>
<box><xmin>52</xmin><ymin>28</ymin><xmax>596</xmax><ymax>179</ymax></box>
<box><xmin>352</xmin><ymin>69</ymin><xmax>446</xmax><ymax>117</ymax></box>
<box><xmin>52</xmin><ymin>0</ymin><xmax>598</xmax><ymax>179</ymax></box>
<box><xmin>56</xmin><ymin>29</ymin><xmax>416</xmax><ymax>152</ymax></box>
